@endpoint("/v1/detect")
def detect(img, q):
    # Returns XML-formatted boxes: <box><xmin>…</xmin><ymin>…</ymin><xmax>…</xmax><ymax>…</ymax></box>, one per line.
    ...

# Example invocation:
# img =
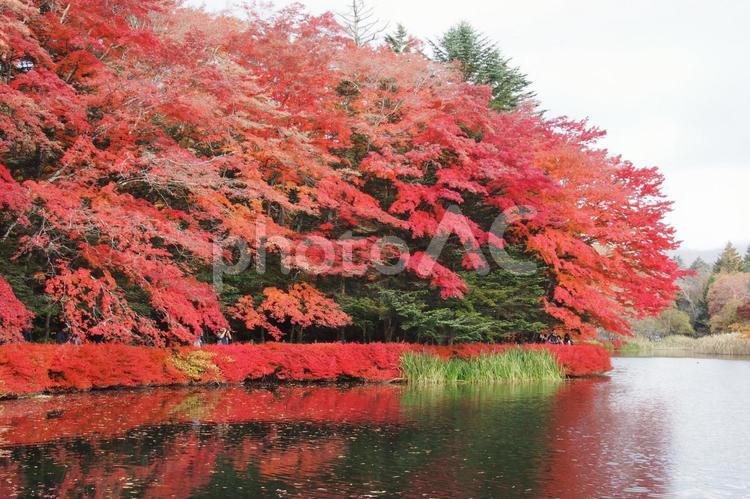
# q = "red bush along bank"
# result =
<box><xmin>0</xmin><ymin>343</ymin><xmax>611</xmax><ymax>397</ymax></box>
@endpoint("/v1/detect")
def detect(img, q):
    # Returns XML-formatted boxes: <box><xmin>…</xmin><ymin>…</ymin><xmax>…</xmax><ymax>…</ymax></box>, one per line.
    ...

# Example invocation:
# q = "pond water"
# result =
<box><xmin>1</xmin><ymin>357</ymin><xmax>749</xmax><ymax>497</ymax></box>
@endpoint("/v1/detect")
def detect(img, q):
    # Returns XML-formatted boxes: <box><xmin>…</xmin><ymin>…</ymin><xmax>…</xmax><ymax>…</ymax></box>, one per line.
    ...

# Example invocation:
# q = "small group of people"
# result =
<box><xmin>537</xmin><ymin>333</ymin><xmax>574</xmax><ymax>345</ymax></box>
<box><xmin>55</xmin><ymin>331</ymin><xmax>82</xmax><ymax>345</ymax></box>
<box><xmin>192</xmin><ymin>328</ymin><xmax>233</xmax><ymax>347</ymax></box>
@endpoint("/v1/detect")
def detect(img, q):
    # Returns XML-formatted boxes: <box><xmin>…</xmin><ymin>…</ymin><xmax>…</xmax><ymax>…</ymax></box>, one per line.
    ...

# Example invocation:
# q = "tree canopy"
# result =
<box><xmin>0</xmin><ymin>1</ymin><xmax>680</xmax><ymax>344</ymax></box>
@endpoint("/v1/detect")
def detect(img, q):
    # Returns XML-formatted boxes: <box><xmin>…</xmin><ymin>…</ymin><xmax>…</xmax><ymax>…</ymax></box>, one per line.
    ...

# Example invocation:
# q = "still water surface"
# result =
<box><xmin>1</xmin><ymin>357</ymin><xmax>749</xmax><ymax>497</ymax></box>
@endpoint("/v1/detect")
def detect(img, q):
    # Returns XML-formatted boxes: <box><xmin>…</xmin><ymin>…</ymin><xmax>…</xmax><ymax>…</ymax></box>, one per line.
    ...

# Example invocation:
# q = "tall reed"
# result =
<box><xmin>400</xmin><ymin>349</ymin><xmax>564</xmax><ymax>384</ymax></box>
<box><xmin>622</xmin><ymin>333</ymin><xmax>750</xmax><ymax>356</ymax></box>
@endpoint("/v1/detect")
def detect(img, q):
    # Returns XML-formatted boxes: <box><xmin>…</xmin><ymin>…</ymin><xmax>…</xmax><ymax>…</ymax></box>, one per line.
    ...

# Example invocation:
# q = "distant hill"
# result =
<box><xmin>673</xmin><ymin>241</ymin><xmax>750</xmax><ymax>266</ymax></box>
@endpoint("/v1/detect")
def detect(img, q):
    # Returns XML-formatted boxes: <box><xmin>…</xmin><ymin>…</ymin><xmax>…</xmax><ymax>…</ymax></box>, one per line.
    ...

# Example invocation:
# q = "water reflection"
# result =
<box><xmin>1</xmin><ymin>358</ymin><xmax>745</xmax><ymax>497</ymax></box>
<box><xmin>538</xmin><ymin>375</ymin><xmax>670</xmax><ymax>497</ymax></box>
<box><xmin>0</xmin><ymin>384</ymin><xmax>563</xmax><ymax>497</ymax></box>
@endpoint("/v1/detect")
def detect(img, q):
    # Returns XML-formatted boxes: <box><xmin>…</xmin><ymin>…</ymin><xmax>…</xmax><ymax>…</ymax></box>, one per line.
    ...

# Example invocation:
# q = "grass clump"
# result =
<box><xmin>400</xmin><ymin>349</ymin><xmax>563</xmax><ymax>385</ymax></box>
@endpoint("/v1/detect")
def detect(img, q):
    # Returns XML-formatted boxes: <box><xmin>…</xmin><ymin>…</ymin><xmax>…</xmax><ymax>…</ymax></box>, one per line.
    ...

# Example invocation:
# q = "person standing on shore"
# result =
<box><xmin>216</xmin><ymin>328</ymin><xmax>232</xmax><ymax>345</ymax></box>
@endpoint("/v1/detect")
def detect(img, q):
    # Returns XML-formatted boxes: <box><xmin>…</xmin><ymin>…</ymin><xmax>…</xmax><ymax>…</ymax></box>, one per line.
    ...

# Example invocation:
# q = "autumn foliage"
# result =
<box><xmin>0</xmin><ymin>276</ymin><xmax>33</xmax><ymax>342</ymax></box>
<box><xmin>706</xmin><ymin>272</ymin><xmax>750</xmax><ymax>333</ymax></box>
<box><xmin>0</xmin><ymin>0</ymin><xmax>680</xmax><ymax>344</ymax></box>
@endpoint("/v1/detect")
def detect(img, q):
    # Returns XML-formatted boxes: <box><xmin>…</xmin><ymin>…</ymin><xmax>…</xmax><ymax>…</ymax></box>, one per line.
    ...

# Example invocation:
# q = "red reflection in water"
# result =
<box><xmin>539</xmin><ymin>378</ymin><xmax>669</xmax><ymax>497</ymax></box>
<box><xmin>0</xmin><ymin>385</ymin><xmax>405</xmax><ymax>497</ymax></box>
<box><xmin>0</xmin><ymin>385</ymin><xmax>404</xmax><ymax>447</ymax></box>
<box><xmin>57</xmin><ymin>433</ymin><xmax>225</xmax><ymax>498</ymax></box>
<box><xmin>1</xmin><ymin>429</ymin><xmax>352</xmax><ymax>498</ymax></box>
<box><xmin>0</xmin><ymin>379</ymin><xmax>670</xmax><ymax>497</ymax></box>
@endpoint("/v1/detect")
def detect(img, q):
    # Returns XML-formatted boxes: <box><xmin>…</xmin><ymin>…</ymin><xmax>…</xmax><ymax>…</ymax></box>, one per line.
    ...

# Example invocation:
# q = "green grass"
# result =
<box><xmin>617</xmin><ymin>342</ymin><xmax>641</xmax><ymax>356</ymax></box>
<box><xmin>400</xmin><ymin>349</ymin><xmax>564</xmax><ymax>385</ymax></box>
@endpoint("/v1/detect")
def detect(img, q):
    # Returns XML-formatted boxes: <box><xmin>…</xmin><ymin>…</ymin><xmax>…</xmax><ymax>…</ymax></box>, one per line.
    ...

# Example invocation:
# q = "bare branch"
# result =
<box><xmin>336</xmin><ymin>0</ymin><xmax>388</xmax><ymax>47</ymax></box>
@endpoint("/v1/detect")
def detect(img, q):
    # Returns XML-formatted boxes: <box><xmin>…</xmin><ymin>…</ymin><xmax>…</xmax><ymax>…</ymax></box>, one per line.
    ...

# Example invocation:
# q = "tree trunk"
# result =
<box><xmin>44</xmin><ymin>309</ymin><xmax>52</xmax><ymax>343</ymax></box>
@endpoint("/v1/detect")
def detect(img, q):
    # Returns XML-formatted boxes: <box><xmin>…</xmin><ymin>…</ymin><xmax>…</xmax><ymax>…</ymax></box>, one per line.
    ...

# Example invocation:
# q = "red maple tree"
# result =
<box><xmin>0</xmin><ymin>0</ymin><xmax>680</xmax><ymax>343</ymax></box>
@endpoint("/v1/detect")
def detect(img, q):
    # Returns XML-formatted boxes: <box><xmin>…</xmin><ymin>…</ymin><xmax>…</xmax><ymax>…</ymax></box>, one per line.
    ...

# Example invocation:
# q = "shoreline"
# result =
<box><xmin>0</xmin><ymin>342</ymin><xmax>612</xmax><ymax>399</ymax></box>
<box><xmin>619</xmin><ymin>334</ymin><xmax>750</xmax><ymax>357</ymax></box>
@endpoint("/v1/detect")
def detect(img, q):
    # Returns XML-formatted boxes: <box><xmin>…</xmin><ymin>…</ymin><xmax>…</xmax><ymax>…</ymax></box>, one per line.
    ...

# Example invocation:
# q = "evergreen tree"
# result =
<box><xmin>742</xmin><ymin>246</ymin><xmax>750</xmax><ymax>272</ymax></box>
<box><xmin>336</xmin><ymin>261</ymin><xmax>552</xmax><ymax>345</ymax></box>
<box><xmin>432</xmin><ymin>22</ymin><xmax>534</xmax><ymax>111</ymax></box>
<box><xmin>689</xmin><ymin>257</ymin><xmax>711</xmax><ymax>274</ymax></box>
<box><xmin>713</xmin><ymin>242</ymin><xmax>743</xmax><ymax>274</ymax></box>
<box><xmin>385</xmin><ymin>24</ymin><xmax>414</xmax><ymax>53</ymax></box>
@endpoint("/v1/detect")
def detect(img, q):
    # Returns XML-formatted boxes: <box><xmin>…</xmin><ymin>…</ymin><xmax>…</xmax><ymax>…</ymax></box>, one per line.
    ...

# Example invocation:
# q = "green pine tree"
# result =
<box><xmin>742</xmin><ymin>246</ymin><xmax>750</xmax><ymax>272</ymax></box>
<box><xmin>689</xmin><ymin>257</ymin><xmax>711</xmax><ymax>274</ymax></box>
<box><xmin>385</xmin><ymin>24</ymin><xmax>414</xmax><ymax>53</ymax></box>
<box><xmin>432</xmin><ymin>22</ymin><xmax>534</xmax><ymax>112</ymax></box>
<box><xmin>713</xmin><ymin>242</ymin><xmax>743</xmax><ymax>274</ymax></box>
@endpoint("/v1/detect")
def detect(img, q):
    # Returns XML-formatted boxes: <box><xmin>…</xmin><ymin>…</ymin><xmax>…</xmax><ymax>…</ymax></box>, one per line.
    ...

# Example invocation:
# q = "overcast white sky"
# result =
<box><xmin>195</xmin><ymin>0</ymin><xmax>750</xmax><ymax>253</ymax></box>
